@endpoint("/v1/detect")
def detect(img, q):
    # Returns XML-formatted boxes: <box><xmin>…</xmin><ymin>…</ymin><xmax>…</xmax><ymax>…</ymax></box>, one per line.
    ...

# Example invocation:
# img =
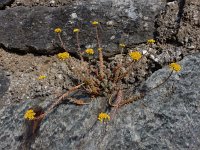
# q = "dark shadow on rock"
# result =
<box><xmin>0</xmin><ymin>0</ymin><xmax>15</xmax><ymax>10</ymax></box>
<box><xmin>176</xmin><ymin>0</ymin><xmax>186</xmax><ymax>24</ymax></box>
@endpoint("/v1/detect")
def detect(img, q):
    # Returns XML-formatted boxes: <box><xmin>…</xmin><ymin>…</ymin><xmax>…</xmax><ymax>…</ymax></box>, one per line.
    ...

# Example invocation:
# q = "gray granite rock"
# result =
<box><xmin>12</xmin><ymin>0</ymin><xmax>75</xmax><ymax>7</ymax></box>
<box><xmin>0</xmin><ymin>52</ymin><xmax>199</xmax><ymax>149</ymax></box>
<box><xmin>0</xmin><ymin>0</ymin><xmax>166</xmax><ymax>55</ymax></box>
<box><xmin>137</xmin><ymin>53</ymin><xmax>200</xmax><ymax>150</ymax></box>
<box><xmin>0</xmin><ymin>69</ymin><xmax>9</xmax><ymax>109</ymax></box>
<box><xmin>0</xmin><ymin>69</ymin><xmax>9</xmax><ymax>97</ymax></box>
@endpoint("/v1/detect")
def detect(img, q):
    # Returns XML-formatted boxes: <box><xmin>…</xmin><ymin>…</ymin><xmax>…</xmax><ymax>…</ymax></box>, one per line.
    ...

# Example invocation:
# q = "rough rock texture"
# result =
<box><xmin>0</xmin><ymin>69</ymin><xmax>9</xmax><ymax>97</ymax></box>
<box><xmin>12</xmin><ymin>0</ymin><xmax>77</xmax><ymax>7</ymax></box>
<box><xmin>0</xmin><ymin>53</ymin><xmax>199</xmax><ymax>150</ymax></box>
<box><xmin>0</xmin><ymin>69</ymin><xmax>9</xmax><ymax>109</ymax></box>
<box><xmin>156</xmin><ymin>0</ymin><xmax>200</xmax><ymax>50</ymax></box>
<box><xmin>0</xmin><ymin>0</ymin><xmax>166</xmax><ymax>55</ymax></box>
<box><xmin>177</xmin><ymin>0</ymin><xmax>200</xmax><ymax>49</ymax></box>
<box><xmin>0</xmin><ymin>48</ymin><xmax>78</xmax><ymax>105</ymax></box>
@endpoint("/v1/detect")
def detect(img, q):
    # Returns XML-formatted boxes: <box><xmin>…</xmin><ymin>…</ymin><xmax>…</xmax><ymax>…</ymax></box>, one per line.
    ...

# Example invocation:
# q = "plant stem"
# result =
<box><xmin>36</xmin><ymin>83</ymin><xmax>84</xmax><ymax>120</ymax></box>
<box><xmin>147</xmin><ymin>71</ymin><xmax>173</xmax><ymax>93</ymax></box>
<box><xmin>76</xmin><ymin>32</ymin><xmax>84</xmax><ymax>62</ymax></box>
<box><xmin>58</xmin><ymin>33</ymin><xmax>67</xmax><ymax>51</ymax></box>
<box><xmin>95</xmin><ymin>26</ymin><xmax>104</xmax><ymax>79</ymax></box>
<box><xmin>113</xmin><ymin>60</ymin><xmax>134</xmax><ymax>83</ymax></box>
<box><xmin>109</xmin><ymin>89</ymin><xmax>123</xmax><ymax>120</ymax></box>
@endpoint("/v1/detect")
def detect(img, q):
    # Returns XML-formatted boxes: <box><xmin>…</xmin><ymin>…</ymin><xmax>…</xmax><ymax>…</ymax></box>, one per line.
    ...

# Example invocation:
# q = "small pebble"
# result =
<box><xmin>71</xmin><ymin>13</ymin><xmax>78</xmax><ymax>19</ymax></box>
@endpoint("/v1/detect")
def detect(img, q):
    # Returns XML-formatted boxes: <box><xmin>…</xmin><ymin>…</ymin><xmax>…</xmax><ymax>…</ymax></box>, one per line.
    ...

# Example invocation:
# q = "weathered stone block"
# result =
<box><xmin>0</xmin><ymin>0</ymin><xmax>166</xmax><ymax>55</ymax></box>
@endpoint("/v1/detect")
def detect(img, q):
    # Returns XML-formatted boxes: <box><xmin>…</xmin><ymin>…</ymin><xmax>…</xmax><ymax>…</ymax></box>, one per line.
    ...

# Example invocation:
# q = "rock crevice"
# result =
<box><xmin>0</xmin><ymin>0</ymin><xmax>15</xmax><ymax>10</ymax></box>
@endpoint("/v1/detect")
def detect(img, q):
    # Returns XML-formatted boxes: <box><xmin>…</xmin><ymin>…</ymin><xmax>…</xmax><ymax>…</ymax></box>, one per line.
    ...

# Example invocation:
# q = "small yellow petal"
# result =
<box><xmin>54</xmin><ymin>28</ymin><xmax>62</xmax><ymax>33</ymax></box>
<box><xmin>24</xmin><ymin>109</ymin><xmax>36</xmax><ymax>120</ymax></box>
<box><xmin>73</xmin><ymin>28</ymin><xmax>80</xmax><ymax>33</ymax></box>
<box><xmin>57</xmin><ymin>52</ymin><xmax>70</xmax><ymax>60</ymax></box>
<box><xmin>85</xmin><ymin>48</ymin><xmax>94</xmax><ymax>55</ymax></box>
<box><xmin>147</xmin><ymin>39</ymin><xmax>156</xmax><ymax>44</ymax></box>
<box><xmin>98</xmin><ymin>112</ymin><xmax>110</xmax><ymax>123</ymax></box>
<box><xmin>92</xmin><ymin>21</ymin><xmax>99</xmax><ymax>26</ymax></box>
<box><xmin>129</xmin><ymin>51</ymin><xmax>142</xmax><ymax>61</ymax></box>
<box><xmin>38</xmin><ymin>75</ymin><xmax>46</xmax><ymax>80</ymax></box>
<box><xmin>119</xmin><ymin>43</ymin><xmax>126</xmax><ymax>48</ymax></box>
<box><xmin>169</xmin><ymin>63</ymin><xmax>181</xmax><ymax>72</ymax></box>
<box><xmin>98</xmin><ymin>48</ymin><xmax>103</xmax><ymax>51</ymax></box>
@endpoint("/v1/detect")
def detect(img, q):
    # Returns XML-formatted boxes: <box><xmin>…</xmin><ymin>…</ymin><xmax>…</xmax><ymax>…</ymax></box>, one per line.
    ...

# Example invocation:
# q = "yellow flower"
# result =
<box><xmin>54</xmin><ymin>28</ymin><xmax>62</xmax><ymax>33</ymax></box>
<box><xmin>73</xmin><ymin>28</ymin><xmax>80</xmax><ymax>33</ymax></box>
<box><xmin>38</xmin><ymin>75</ymin><xmax>46</xmax><ymax>80</ymax></box>
<box><xmin>169</xmin><ymin>63</ymin><xmax>181</xmax><ymax>72</ymax></box>
<box><xmin>98</xmin><ymin>112</ymin><xmax>110</xmax><ymax>122</ymax></box>
<box><xmin>92</xmin><ymin>21</ymin><xmax>99</xmax><ymax>26</ymax></box>
<box><xmin>85</xmin><ymin>48</ymin><xmax>94</xmax><ymax>55</ymax></box>
<box><xmin>98</xmin><ymin>48</ymin><xmax>103</xmax><ymax>51</ymax></box>
<box><xmin>119</xmin><ymin>43</ymin><xmax>126</xmax><ymax>48</ymax></box>
<box><xmin>57</xmin><ymin>52</ymin><xmax>70</xmax><ymax>60</ymax></box>
<box><xmin>129</xmin><ymin>51</ymin><xmax>142</xmax><ymax>61</ymax></box>
<box><xmin>24</xmin><ymin>109</ymin><xmax>36</xmax><ymax>120</ymax></box>
<box><xmin>147</xmin><ymin>39</ymin><xmax>156</xmax><ymax>44</ymax></box>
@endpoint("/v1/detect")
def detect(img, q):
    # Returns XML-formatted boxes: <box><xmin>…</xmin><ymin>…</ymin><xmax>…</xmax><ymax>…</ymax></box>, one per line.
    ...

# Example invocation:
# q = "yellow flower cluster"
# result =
<box><xmin>54</xmin><ymin>28</ymin><xmax>62</xmax><ymax>33</ymax></box>
<box><xmin>119</xmin><ymin>43</ymin><xmax>126</xmax><ymax>48</ymax></box>
<box><xmin>129</xmin><ymin>51</ymin><xmax>142</xmax><ymax>61</ymax></box>
<box><xmin>147</xmin><ymin>39</ymin><xmax>156</xmax><ymax>44</ymax></box>
<box><xmin>85</xmin><ymin>48</ymin><xmax>94</xmax><ymax>55</ymax></box>
<box><xmin>57</xmin><ymin>52</ymin><xmax>70</xmax><ymax>60</ymax></box>
<box><xmin>92</xmin><ymin>21</ymin><xmax>99</xmax><ymax>26</ymax></box>
<box><xmin>169</xmin><ymin>63</ymin><xmax>181</xmax><ymax>72</ymax></box>
<box><xmin>24</xmin><ymin>109</ymin><xmax>36</xmax><ymax>120</ymax></box>
<box><xmin>38</xmin><ymin>75</ymin><xmax>46</xmax><ymax>80</ymax></box>
<box><xmin>73</xmin><ymin>28</ymin><xmax>80</xmax><ymax>33</ymax></box>
<box><xmin>98</xmin><ymin>112</ymin><xmax>110</xmax><ymax>122</ymax></box>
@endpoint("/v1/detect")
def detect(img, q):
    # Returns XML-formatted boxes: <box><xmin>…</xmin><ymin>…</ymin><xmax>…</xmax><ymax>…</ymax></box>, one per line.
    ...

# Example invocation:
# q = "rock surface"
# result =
<box><xmin>156</xmin><ymin>0</ymin><xmax>200</xmax><ymax>50</ymax></box>
<box><xmin>0</xmin><ymin>0</ymin><xmax>200</xmax><ymax>149</ymax></box>
<box><xmin>0</xmin><ymin>0</ymin><xmax>166</xmax><ymax>55</ymax></box>
<box><xmin>177</xmin><ymin>0</ymin><xmax>200</xmax><ymax>49</ymax></box>
<box><xmin>0</xmin><ymin>53</ymin><xmax>199</xmax><ymax>150</ymax></box>
<box><xmin>12</xmin><ymin>0</ymin><xmax>75</xmax><ymax>7</ymax></box>
<box><xmin>0</xmin><ymin>69</ymin><xmax>9</xmax><ymax>109</ymax></box>
<box><xmin>0</xmin><ymin>69</ymin><xmax>9</xmax><ymax>97</ymax></box>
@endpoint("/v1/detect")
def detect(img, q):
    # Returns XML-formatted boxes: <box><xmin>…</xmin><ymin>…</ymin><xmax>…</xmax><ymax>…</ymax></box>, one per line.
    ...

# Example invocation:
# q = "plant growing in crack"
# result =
<box><xmin>22</xmin><ymin>21</ymin><xmax>182</xmax><ymax>145</ymax></box>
